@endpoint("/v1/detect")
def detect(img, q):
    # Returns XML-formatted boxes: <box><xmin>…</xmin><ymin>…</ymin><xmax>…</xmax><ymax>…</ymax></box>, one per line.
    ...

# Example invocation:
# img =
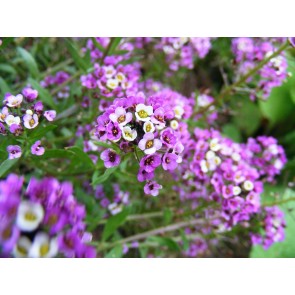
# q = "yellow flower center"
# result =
<box><xmin>138</xmin><ymin>110</ymin><xmax>148</xmax><ymax>118</ymax></box>
<box><xmin>29</xmin><ymin>119</ymin><xmax>35</xmax><ymax>127</ymax></box>
<box><xmin>24</xmin><ymin>211</ymin><xmax>37</xmax><ymax>221</ymax></box>
<box><xmin>146</xmin><ymin>124</ymin><xmax>152</xmax><ymax>132</ymax></box>
<box><xmin>124</xmin><ymin>131</ymin><xmax>132</xmax><ymax>138</ymax></box>
<box><xmin>17</xmin><ymin>245</ymin><xmax>28</xmax><ymax>255</ymax></box>
<box><xmin>146</xmin><ymin>140</ymin><xmax>153</xmax><ymax>149</ymax></box>
<box><xmin>117</xmin><ymin>115</ymin><xmax>126</xmax><ymax>123</ymax></box>
<box><xmin>40</xmin><ymin>243</ymin><xmax>49</xmax><ymax>256</ymax></box>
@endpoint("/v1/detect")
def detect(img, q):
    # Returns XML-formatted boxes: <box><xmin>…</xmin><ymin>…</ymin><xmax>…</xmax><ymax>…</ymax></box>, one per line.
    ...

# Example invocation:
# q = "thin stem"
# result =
<box><xmin>263</xmin><ymin>197</ymin><xmax>295</xmax><ymax>207</ymax></box>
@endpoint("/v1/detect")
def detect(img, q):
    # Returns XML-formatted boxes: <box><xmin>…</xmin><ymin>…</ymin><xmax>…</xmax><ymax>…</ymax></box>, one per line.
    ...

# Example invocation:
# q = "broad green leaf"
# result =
<box><xmin>222</xmin><ymin>123</ymin><xmax>242</xmax><ymax>142</ymax></box>
<box><xmin>66</xmin><ymin>146</ymin><xmax>95</xmax><ymax>169</ymax></box>
<box><xmin>65</xmin><ymin>39</ymin><xmax>90</xmax><ymax>72</ymax></box>
<box><xmin>0</xmin><ymin>77</ymin><xmax>12</xmax><ymax>95</ymax></box>
<box><xmin>28</xmin><ymin>78</ymin><xmax>56</xmax><ymax>109</ymax></box>
<box><xmin>147</xmin><ymin>236</ymin><xmax>181</xmax><ymax>252</ymax></box>
<box><xmin>105</xmin><ymin>244</ymin><xmax>123</xmax><ymax>258</ymax></box>
<box><xmin>108</xmin><ymin>38</ymin><xmax>122</xmax><ymax>55</ymax></box>
<box><xmin>40</xmin><ymin>149</ymin><xmax>75</xmax><ymax>160</ymax></box>
<box><xmin>102</xmin><ymin>209</ymin><xmax>129</xmax><ymax>241</ymax></box>
<box><xmin>0</xmin><ymin>158</ymin><xmax>19</xmax><ymax>177</ymax></box>
<box><xmin>17</xmin><ymin>47</ymin><xmax>40</xmax><ymax>78</ymax></box>
<box><xmin>92</xmin><ymin>166</ymin><xmax>118</xmax><ymax>186</ymax></box>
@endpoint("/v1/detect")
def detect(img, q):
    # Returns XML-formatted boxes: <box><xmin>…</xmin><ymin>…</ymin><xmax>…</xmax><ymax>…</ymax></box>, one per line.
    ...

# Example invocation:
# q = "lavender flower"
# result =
<box><xmin>7</xmin><ymin>145</ymin><xmax>22</xmax><ymax>159</ymax></box>
<box><xmin>31</xmin><ymin>140</ymin><xmax>45</xmax><ymax>156</ymax></box>
<box><xmin>100</xmin><ymin>149</ymin><xmax>121</xmax><ymax>168</ymax></box>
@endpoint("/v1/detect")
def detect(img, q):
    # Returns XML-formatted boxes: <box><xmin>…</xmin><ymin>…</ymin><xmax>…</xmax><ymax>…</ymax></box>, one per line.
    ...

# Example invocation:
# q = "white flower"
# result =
<box><xmin>5</xmin><ymin>114</ymin><xmax>21</xmax><ymax>126</ymax></box>
<box><xmin>0</xmin><ymin>107</ymin><xmax>9</xmax><ymax>122</ymax></box>
<box><xmin>106</xmin><ymin>78</ymin><xmax>119</xmax><ymax>90</ymax></box>
<box><xmin>16</xmin><ymin>201</ymin><xmax>44</xmax><ymax>232</ymax></box>
<box><xmin>28</xmin><ymin>232</ymin><xmax>58</xmax><ymax>258</ymax></box>
<box><xmin>173</xmin><ymin>106</ymin><xmax>184</xmax><ymax>119</ymax></box>
<box><xmin>13</xmin><ymin>236</ymin><xmax>32</xmax><ymax>258</ymax></box>
<box><xmin>274</xmin><ymin>159</ymin><xmax>283</xmax><ymax>170</ymax></box>
<box><xmin>197</xmin><ymin>94</ymin><xmax>210</xmax><ymax>107</ymax></box>
<box><xmin>243</xmin><ymin>180</ymin><xmax>254</xmax><ymax>191</ymax></box>
<box><xmin>122</xmin><ymin>126</ymin><xmax>137</xmax><ymax>141</ymax></box>
<box><xmin>213</xmin><ymin>156</ymin><xmax>221</xmax><ymax>166</ymax></box>
<box><xmin>116</xmin><ymin>72</ymin><xmax>126</xmax><ymax>83</ymax></box>
<box><xmin>108</xmin><ymin>203</ymin><xmax>123</xmax><ymax>215</ymax></box>
<box><xmin>143</xmin><ymin>121</ymin><xmax>155</xmax><ymax>133</ymax></box>
<box><xmin>23</xmin><ymin>113</ymin><xmax>39</xmax><ymax>129</ymax></box>
<box><xmin>6</xmin><ymin>94</ymin><xmax>23</xmax><ymax>107</ymax></box>
<box><xmin>233</xmin><ymin>186</ymin><xmax>242</xmax><ymax>196</ymax></box>
<box><xmin>26</xmin><ymin>109</ymin><xmax>33</xmax><ymax>115</ymax></box>
<box><xmin>200</xmin><ymin>160</ymin><xmax>209</xmax><ymax>173</ymax></box>
<box><xmin>135</xmin><ymin>104</ymin><xmax>153</xmax><ymax>122</ymax></box>
<box><xmin>170</xmin><ymin>120</ymin><xmax>179</xmax><ymax>130</ymax></box>
<box><xmin>103</xmin><ymin>65</ymin><xmax>116</xmax><ymax>78</ymax></box>
<box><xmin>268</xmin><ymin>144</ymin><xmax>279</xmax><ymax>155</ymax></box>
<box><xmin>232</xmin><ymin>153</ymin><xmax>241</xmax><ymax>162</ymax></box>
<box><xmin>206</xmin><ymin>151</ymin><xmax>215</xmax><ymax>160</ymax></box>
<box><xmin>209</xmin><ymin>138</ymin><xmax>221</xmax><ymax>152</ymax></box>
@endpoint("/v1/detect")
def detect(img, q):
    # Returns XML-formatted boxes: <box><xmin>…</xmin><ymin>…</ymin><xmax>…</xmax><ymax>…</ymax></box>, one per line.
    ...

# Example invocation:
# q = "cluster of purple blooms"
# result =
<box><xmin>94</xmin><ymin>184</ymin><xmax>129</xmax><ymax>216</ymax></box>
<box><xmin>251</xmin><ymin>206</ymin><xmax>286</xmax><ymax>250</ymax></box>
<box><xmin>95</xmin><ymin>91</ymin><xmax>194</xmax><ymax>196</ymax></box>
<box><xmin>0</xmin><ymin>174</ymin><xmax>95</xmax><ymax>258</ymax></box>
<box><xmin>41</xmin><ymin>71</ymin><xmax>70</xmax><ymax>99</ymax></box>
<box><xmin>232</xmin><ymin>38</ymin><xmax>288</xmax><ymax>100</ymax></box>
<box><xmin>174</xmin><ymin>128</ymin><xmax>286</xmax><ymax>248</ymax></box>
<box><xmin>81</xmin><ymin>58</ymin><xmax>140</xmax><ymax>98</ymax></box>
<box><xmin>155</xmin><ymin>37</ymin><xmax>212</xmax><ymax>71</ymax></box>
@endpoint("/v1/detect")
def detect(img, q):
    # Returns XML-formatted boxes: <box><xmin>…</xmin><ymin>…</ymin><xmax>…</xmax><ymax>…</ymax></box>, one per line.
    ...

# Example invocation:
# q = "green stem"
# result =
<box><xmin>263</xmin><ymin>197</ymin><xmax>295</xmax><ymax>207</ymax></box>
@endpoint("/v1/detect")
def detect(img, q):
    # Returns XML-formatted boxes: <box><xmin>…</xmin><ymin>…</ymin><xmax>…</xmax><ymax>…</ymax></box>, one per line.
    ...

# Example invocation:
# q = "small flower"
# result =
<box><xmin>23</xmin><ymin>113</ymin><xmax>39</xmax><ymax>129</ymax></box>
<box><xmin>22</xmin><ymin>87</ymin><xmax>38</xmax><ymax>102</ymax></box>
<box><xmin>173</xmin><ymin>105</ymin><xmax>184</xmax><ymax>119</ymax></box>
<box><xmin>209</xmin><ymin>138</ymin><xmax>221</xmax><ymax>152</ymax></box>
<box><xmin>13</xmin><ymin>236</ymin><xmax>32</xmax><ymax>258</ymax></box>
<box><xmin>233</xmin><ymin>186</ymin><xmax>242</xmax><ymax>196</ymax></box>
<box><xmin>151</xmin><ymin>107</ymin><xmax>166</xmax><ymax>127</ymax></box>
<box><xmin>6</xmin><ymin>94</ymin><xmax>23</xmax><ymax>108</ymax></box>
<box><xmin>137</xmin><ymin>167</ymin><xmax>155</xmax><ymax>182</ymax></box>
<box><xmin>143</xmin><ymin>121</ymin><xmax>155</xmax><ymax>133</ymax></box>
<box><xmin>135</xmin><ymin>104</ymin><xmax>153</xmax><ymax>122</ymax></box>
<box><xmin>7</xmin><ymin>145</ymin><xmax>22</xmax><ymax>159</ymax></box>
<box><xmin>28</xmin><ymin>232</ymin><xmax>58</xmax><ymax>258</ymax></box>
<box><xmin>106</xmin><ymin>78</ymin><xmax>119</xmax><ymax>90</ymax></box>
<box><xmin>44</xmin><ymin>110</ymin><xmax>56</xmax><ymax>121</ymax></box>
<box><xmin>144</xmin><ymin>181</ymin><xmax>162</xmax><ymax>196</ymax></box>
<box><xmin>109</xmin><ymin>107</ymin><xmax>132</xmax><ymax>126</ymax></box>
<box><xmin>31</xmin><ymin>140</ymin><xmax>45</xmax><ymax>156</ymax></box>
<box><xmin>243</xmin><ymin>180</ymin><xmax>254</xmax><ymax>191</ymax></box>
<box><xmin>122</xmin><ymin>126</ymin><xmax>137</xmax><ymax>141</ymax></box>
<box><xmin>170</xmin><ymin>120</ymin><xmax>179</xmax><ymax>130</ymax></box>
<box><xmin>106</xmin><ymin>122</ymin><xmax>122</xmax><ymax>141</ymax></box>
<box><xmin>116</xmin><ymin>72</ymin><xmax>126</xmax><ymax>82</ymax></box>
<box><xmin>138</xmin><ymin>132</ymin><xmax>162</xmax><ymax>154</ymax></box>
<box><xmin>0</xmin><ymin>107</ymin><xmax>9</xmax><ymax>122</ymax></box>
<box><xmin>5</xmin><ymin>115</ymin><xmax>21</xmax><ymax>126</ymax></box>
<box><xmin>16</xmin><ymin>201</ymin><xmax>44</xmax><ymax>232</ymax></box>
<box><xmin>222</xmin><ymin>185</ymin><xmax>234</xmax><ymax>199</ymax></box>
<box><xmin>162</xmin><ymin>153</ymin><xmax>178</xmax><ymax>171</ymax></box>
<box><xmin>100</xmin><ymin>149</ymin><xmax>121</xmax><ymax>168</ymax></box>
<box><xmin>108</xmin><ymin>203</ymin><xmax>123</xmax><ymax>215</ymax></box>
<box><xmin>140</xmin><ymin>154</ymin><xmax>161</xmax><ymax>172</ymax></box>
<box><xmin>160</xmin><ymin>128</ymin><xmax>177</xmax><ymax>147</ymax></box>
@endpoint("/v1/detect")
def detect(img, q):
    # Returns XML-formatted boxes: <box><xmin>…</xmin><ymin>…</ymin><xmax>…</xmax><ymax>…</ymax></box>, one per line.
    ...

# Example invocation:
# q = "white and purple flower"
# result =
<box><xmin>138</xmin><ymin>132</ymin><xmax>162</xmax><ymax>155</ymax></box>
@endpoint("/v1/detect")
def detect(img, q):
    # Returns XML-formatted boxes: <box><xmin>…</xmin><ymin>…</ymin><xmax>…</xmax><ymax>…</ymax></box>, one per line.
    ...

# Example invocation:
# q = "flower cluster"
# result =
<box><xmin>246</xmin><ymin>136</ymin><xmax>287</xmax><ymax>182</ymax></box>
<box><xmin>0</xmin><ymin>174</ymin><xmax>95</xmax><ymax>258</ymax></box>
<box><xmin>251</xmin><ymin>206</ymin><xmax>286</xmax><ymax>249</ymax></box>
<box><xmin>232</xmin><ymin>38</ymin><xmax>288</xmax><ymax>100</ymax></box>
<box><xmin>0</xmin><ymin>88</ymin><xmax>56</xmax><ymax>136</ymax></box>
<box><xmin>155</xmin><ymin>37</ymin><xmax>212</xmax><ymax>71</ymax></box>
<box><xmin>41</xmin><ymin>71</ymin><xmax>70</xmax><ymax>99</ymax></box>
<box><xmin>94</xmin><ymin>184</ymin><xmax>129</xmax><ymax>216</ymax></box>
<box><xmin>95</xmin><ymin>93</ymin><xmax>192</xmax><ymax>196</ymax></box>
<box><xmin>81</xmin><ymin>59</ymin><xmax>140</xmax><ymax>98</ymax></box>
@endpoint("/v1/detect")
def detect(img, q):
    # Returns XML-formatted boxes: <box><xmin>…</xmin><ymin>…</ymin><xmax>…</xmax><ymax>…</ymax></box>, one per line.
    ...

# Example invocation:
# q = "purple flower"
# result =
<box><xmin>31</xmin><ymin>140</ymin><xmax>45</xmax><ymax>156</ymax></box>
<box><xmin>162</xmin><ymin>153</ymin><xmax>178</xmax><ymax>171</ymax></box>
<box><xmin>144</xmin><ymin>181</ymin><xmax>162</xmax><ymax>196</ymax></box>
<box><xmin>160</xmin><ymin>128</ymin><xmax>177</xmax><ymax>147</ymax></box>
<box><xmin>23</xmin><ymin>113</ymin><xmax>39</xmax><ymax>129</ymax></box>
<box><xmin>44</xmin><ymin>110</ymin><xmax>56</xmax><ymax>121</ymax></box>
<box><xmin>34</xmin><ymin>101</ymin><xmax>44</xmax><ymax>113</ymax></box>
<box><xmin>289</xmin><ymin>37</ymin><xmax>295</xmax><ymax>48</ymax></box>
<box><xmin>222</xmin><ymin>185</ymin><xmax>234</xmax><ymax>199</ymax></box>
<box><xmin>7</xmin><ymin>145</ymin><xmax>22</xmax><ymax>159</ymax></box>
<box><xmin>137</xmin><ymin>167</ymin><xmax>155</xmax><ymax>182</ymax></box>
<box><xmin>151</xmin><ymin>107</ymin><xmax>166</xmax><ymax>127</ymax></box>
<box><xmin>9</xmin><ymin>124</ymin><xmax>22</xmax><ymax>135</ymax></box>
<box><xmin>140</xmin><ymin>154</ymin><xmax>161</xmax><ymax>173</ymax></box>
<box><xmin>106</xmin><ymin>122</ymin><xmax>122</xmax><ymax>141</ymax></box>
<box><xmin>22</xmin><ymin>87</ymin><xmax>38</xmax><ymax>102</ymax></box>
<box><xmin>100</xmin><ymin>149</ymin><xmax>121</xmax><ymax>168</ymax></box>
<box><xmin>138</xmin><ymin>132</ymin><xmax>162</xmax><ymax>154</ymax></box>
<box><xmin>109</xmin><ymin>106</ymin><xmax>132</xmax><ymax>126</ymax></box>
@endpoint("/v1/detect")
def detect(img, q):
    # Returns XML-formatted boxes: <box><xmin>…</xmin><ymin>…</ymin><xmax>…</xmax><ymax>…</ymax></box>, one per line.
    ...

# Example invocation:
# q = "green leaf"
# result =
<box><xmin>0</xmin><ymin>64</ymin><xmax>17</xmax><ymax>75</ymax></box>
<box><xmin>147</xmin><ymin>236</ymin><xmax>181</xmax><ymax>252</ymax></box>
<box><xmin>0</xmin><ymin>158</ymin><xmax>19</xmax><ymax>177</ymax></box>
<box><xmin>66</xmin><ymin>146</ymin><xmax>95</xmax><ymax>169</ymax></box>
<box><xmin>163</xmin><ymin>208</ymin><xmax>173</xmax><ymax>225</ymax></box>
<box><xmin>0</xmin><ymin>77</ymin><xmax>12</xmax><ymax>95</ymax></box>
<box><xmin>28</xmin><ymin>78</ymin><xmax>56</xmax><ymax>109</ymax></box>
<box><xmin>17</xmin><ymin>47</ymin><xmax>40</xmax><ymax>78</ymax></box>
<box><xmin>108</xmin><ymin>38</ymin><xmax>122</xmax><ymax>55</ymax></box>
<box><xmin>222</xmin><ymin>123</ymin><xmax>242</xmax><ymax>142</ymax></box>
<box><xmin>92</xmin><ymin>166</ymin><xmax>118</xmax><ymax>186</ymax></box>
<box><xmin>91</xmin><ymin>37</ymin><xmax>105</xmax><ymax>53</ymax></box>
<box><xmin>105</xmin><ymin>244</ymin><xmax>123</xmax><ymax>258</ymax></box>
<box><xmin>29</xmin><ymin>124</ymin><xmax>57</xmax><ymax>141</ymax></box>
<box><xmin>93</xmin><ymin>141</ymin><xmax>121</xmax><ymax>154</ymax></box>
<box><xmin>0</xmin><ymin>37</ymin><xmax>14</xmax><ymax>50</ymax></box>
<box><xmin>40</xmin><ymin>149</ymin><xmax>75</xmax><ymax>160</ymax></box>
<box><xmin>102</xmin><ymin>209</ymin><xmax>129</xmax><ymax>241</ymax></box>
<box><xmin>65</xmin><ymin>39</ymin><xmax>90</xmax><ymax>72</ymax></box>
